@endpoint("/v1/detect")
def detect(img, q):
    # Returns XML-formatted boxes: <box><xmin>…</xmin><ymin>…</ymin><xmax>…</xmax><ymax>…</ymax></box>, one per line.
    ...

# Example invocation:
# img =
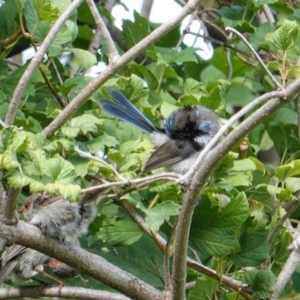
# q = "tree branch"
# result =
<box><xmin>171</xmin><ymin>79</ymin><xmax>300</xmax><ymax>299</ymax></box>
<box><xmin>225</xmin><ymin>26</ymin><xmax>282</xmax><ymax>89</ymax></box>
<box><xmin>86</xmin><ymin>0</ymin><xmax>119</xmax><ymax>60</ymax></box>
<box><xmin>5</xmin><ymin>0</ymin><xmax>84</xmax><ymax>126</ymax></box>
<box><xmin>270</xmin><ymin>248</ymin><xmax>300</xmax><ymax>300</ymax></box>
<box><xmin>1</xmin><ymin>188</ymin><xmax>20</xmax><ymax>225</ymax></box>
<box><xmin>2</xmin><ymin>221</ymin><xmax>162</xmax><ymax>300</ymax></box>
<box><xmin>0</xmin><ymin>285</ymin><xmax>131</xmax><ymax>300</ymax></box>
<box><xmin>42</xmin><ymin>0</ymin><xmax>203</xmax><ymax>138</ymax></box>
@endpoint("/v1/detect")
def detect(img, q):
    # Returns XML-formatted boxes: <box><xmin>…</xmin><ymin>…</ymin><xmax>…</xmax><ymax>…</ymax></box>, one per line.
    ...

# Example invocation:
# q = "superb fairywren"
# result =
<box><xmin>99</xmin><ymin>89</ymin><xmax>220</xmax><ymax>174</ymax></box>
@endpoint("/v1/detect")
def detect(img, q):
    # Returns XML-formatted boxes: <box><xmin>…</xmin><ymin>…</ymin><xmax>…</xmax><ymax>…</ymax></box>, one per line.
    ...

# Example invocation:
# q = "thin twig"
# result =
<box><xmin>175</xmin><ymin>10</ymin><xmax>198</xmax><ymax>50</ymax></box>
<box><xmin>225</xmin><ymin>26</ymin><xmax>282</xmax><ymax>89</ymax></box>
<box><xmin>81</xmin><ymin>172</ymin><xmax>180</xmax><ymax>193</ymax></box>
<box><xmin>262</xmin><ymin>5</ymin><xmax>275</xmax><ymax>24</ymax></box>
<box><xmin>268</xmin><ymin>200</ymin><xmax>300</xmax><ymax>245</ymax></box>
<box><xmin>86</xmin><ymin>0</ymin><xmax>119</xmax><ymax>61</ymax></box>
<box><xmin>74</xmin><ymin>146</ymin><xmax>127</xmax><ymax>181</ymax></box>
<box><xmin>0</xmin><ymin>119</ymin><xmax>8</xmax><ymax>128</ymax></box>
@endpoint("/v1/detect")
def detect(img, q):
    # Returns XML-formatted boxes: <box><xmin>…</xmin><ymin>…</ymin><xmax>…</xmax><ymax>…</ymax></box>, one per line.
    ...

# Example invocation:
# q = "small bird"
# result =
<box><xmin>0</xmin><ymin>244</ymin><xmax>48</xmax><ymax>285</ymax></box>
<box><xmin>99</xmin><ymin>89</ymin><xmax>220</xmax><ymax>174</ymax></box>
<box><xmin>19</xmin><ymin>194</ymin><xmax>97</xmax><ymax>239</ymax></box>
<box><xmin>0</xmin><ymin>194</ymin><xmax>96</xmax><ymax>284</ymax></box>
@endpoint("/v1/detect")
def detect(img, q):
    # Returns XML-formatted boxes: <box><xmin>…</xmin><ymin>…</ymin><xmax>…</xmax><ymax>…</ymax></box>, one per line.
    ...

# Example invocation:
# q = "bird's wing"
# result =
<box><xmin>0</xmin><ymin>244</ymin><xmax>26</xmax><ymax>285</ymax></box>
<box><xmin>0</xmin><ymin>261</ymin><xmax>18</xmax><ymax>284</ymax></box>
<box><xmin>2</xmin><ymin>245</ymin><xmax>26</xmax><ymax>265</ymax></box>
<box><xmin>144</xmin><ymin>139</ymin><xmax>196</xmax><ymax>172</ymax></box>
<box><xmin>99</xmin><ymin>89</ymin><xmax>157</xmax><ymax>134</ymax></box>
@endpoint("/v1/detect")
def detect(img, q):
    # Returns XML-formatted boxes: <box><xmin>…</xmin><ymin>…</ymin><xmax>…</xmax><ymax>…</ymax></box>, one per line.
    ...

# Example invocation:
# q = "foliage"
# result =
<box><xmin>0</xmin><ymin>0</ymin><xmax>300</xmax><ymax>299</ymax></box>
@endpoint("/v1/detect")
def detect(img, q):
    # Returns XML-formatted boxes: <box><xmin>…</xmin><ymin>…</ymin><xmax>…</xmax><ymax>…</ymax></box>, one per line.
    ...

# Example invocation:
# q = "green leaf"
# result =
<box><xmin>123</xmin><ymin>10</ymin><xmax>150</xmax><ymax>48</ymax></box>
<box><xmin>149</xmin><ymin>47</ymin><xmax>197</xmax><ymax>64</ymax></box>
<box><xmin>0</xmin><ymin>0</ymin><xmax>19</xmax><ymax>42</ymax></box>
<box><xmin>219</xmin><ymin>6</ymin><xmax>247</xmax><ymax>27</ymax></box>
<box><xmin>243</xmin><ymin>270</ymin><xmax>276</xmax><ymax>299</ymax></box>
<box><xmin>287</xmin><ymin>65</ymin><xmax>300</xmax><ymax>79</ymax></box>
<box><xmin>99</xmin><ymin>235</ymin><xmax>164</xmax><ymax>288</ymax></box>
<box><xmin>83</xmin><ymin>135</ymin><xmax>119</xmax><ymax>152</ymax></box>
<box><xmin>98</xmin><ymin>218</ymin><xmax>144</xmax><ymax>245</ymax></box>
<box><xmin>70</xmin><ymin>48</ymin><xmax>96</xmax><ymax>71</ymax></box>
<box><xmin>43</xmin><ymin>156</ymin><xmax>75</xmax><ymax>184</ymax></box>
<box><xmin>62</xmin><ymin>114</ymin><xmax>103</xmax><ymax>139</ymax></box>
<box><xmin>34</xmin><ymin>0</ymin><xmax>60</xmax><ymax>21</ymax></box>
<box><xmin>275</xmin><ymin>160</ymin><xmax>300</xmax><ymax>181</ymax></box>
<box><xmin>233</xmin><ymin>223</ymin><xmax>270</xmax><ymax>267</ymax></box>
<box><xmin>273</xmin><ymin>20</ymin><xmax>300</xmax><ymax>51</ymax></box>
<box><xmin>145</xmin><ymin>201</ymin><xmax>181</xmax><ymax>231</ymax></box>
<box><xmin>189</xmin><ymin>277</ymin><xmax>218</xmax><ymax>300</ymax></box>
<box><xmin>44</xmin><ymin>182</ymin><xmax>81</xmax><ymax>201</ymax></box>
<box><xmin>1</xmin><ymin>149</ymin><xmax>21</xmax><ymax>170</ymax></box>
<box><xmin>285</xmin><ymin>177</ymin><xmax>300</xmax><ymax>193</ymax></box>
<box><xmin>190</xmin><ymin>193</ymin><xmax>249</xmax><ymax>256</ymax></box>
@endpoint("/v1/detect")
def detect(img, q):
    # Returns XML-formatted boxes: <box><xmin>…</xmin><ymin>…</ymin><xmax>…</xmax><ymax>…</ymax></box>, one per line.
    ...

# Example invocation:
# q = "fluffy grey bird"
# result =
<box><xmin>0</xmin><ymin>244</ymin><xmax>48</xmax><ymax>285</ymax></box>
<box><xmin>0</xmin><ymin>194</ymin><xmax>96</xmax><ymax>284</ymax></box>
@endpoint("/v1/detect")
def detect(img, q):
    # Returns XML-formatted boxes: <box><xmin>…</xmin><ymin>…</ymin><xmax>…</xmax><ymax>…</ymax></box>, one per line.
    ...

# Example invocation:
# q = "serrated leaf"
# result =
<box><xmin>285</xmin><ymin>177</ymin><xmax>300</xmax><ymax>193</ymax></box>
<box><xmin>43</xmin><ymin>156</ymin><xmax>75</xmax><ymax>184</ymax></box>
<box><xmin>145</xmin><ymin>201</ymin><xmax>181</xmax><ymax>231</ymax></box>
<box><xmin>35</xmin><ymin>0</ymin><xmax>60</xmax><ymax>21</ymax></box>
<box><xmin>99</xmin><ymin>235</ymin><xmax>164</xmax><ymax>288</ymax></box>
<box><xmin>70</xmin><ymin>48</ymin><xmax>96</xmax><ymax>71</ymax></box>
<box><xmin>7</xmin><ymin>172</ymin><xmax>38</xmax><ymax>189</ymax></box>
<box><xmin>0</xmin><ymin>0</ymin><xmax>19</xmax><ymax>41</ymax></box>
<box><xmin>233</xmin><ymin>224</ymin><xmax>269</xmax><ymax>267</ymax></box>
<box><xmin>189</xmin><ymin>277</ymin><xmax>218</xmax><ymax>300</ymax></box>
<box><xmin>84</xmin><ymin>135</ymin><xmax>119</xmax><ymax>152</ymax></box>
<box><xmin>243</xmin><ymin>270</ymin><xmax>276</xmax><ymax>299</ymax></box>
<box><xmin>62</xmin><ymin>114</ymin><xmax>103</xmax><ymax>138</ymax></box>
<box><xmin>123</xmin><ymin>11</ymin><xmax>150</xmax><ymax>48</ymax></box>
<box><xmin>98</xmin><ymin>218</ymin><xmax>144</xmax><ymax>245</ymax></box>
<box><xmin>287</xmin><ymin>65</ymin><xmax>300</xmax><ymax>79</ymax></box>
<box><xmin>1</xmin><ymin>149</ymin><xmax>21</xmax><ymax>170</ymax></box>
<box><xmin>273</xmin><ymin>20</ymin><xmax>300</xmax><ymax>51</ymax></box>
<box><xmin>190</xmin><ymin>193</ymin><xmax>249</xmax><ymax>256</ymax></box>
<box><xmin>44</xmin><ymin>182</ymin><xmax>81</xmax><ymax>201</ymax></box>
<box><xmin>219</xmin><ymin>6</ymin><xmax>247</xmax><ymax>27</ymax></box>
<box><xmin>275</xmin><ymin>160</ymin><xmax>300</xmax><ymax>181</ymax></box>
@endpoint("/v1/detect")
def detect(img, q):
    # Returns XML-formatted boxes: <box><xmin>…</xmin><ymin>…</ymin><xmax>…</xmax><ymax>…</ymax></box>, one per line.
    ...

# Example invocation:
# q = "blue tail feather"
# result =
<box><xmin>99</xmin><ymin>90</ymin><xmax>157</xmax><ymax>134</ymax></box>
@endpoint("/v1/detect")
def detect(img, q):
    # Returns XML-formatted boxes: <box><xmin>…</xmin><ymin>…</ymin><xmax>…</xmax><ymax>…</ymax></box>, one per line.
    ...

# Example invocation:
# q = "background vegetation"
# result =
<box><xmin>0</xmin><ymin>0</ymin><xmax>300</xmax><ymax>299</ymax></box>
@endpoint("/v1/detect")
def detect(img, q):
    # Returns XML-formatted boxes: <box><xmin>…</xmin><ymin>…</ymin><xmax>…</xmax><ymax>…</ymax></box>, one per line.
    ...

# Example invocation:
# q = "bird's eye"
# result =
<box><xmin>198</xmin><ymin>129</ymin><xmax>207</xmax><ymax>135</ymax></box>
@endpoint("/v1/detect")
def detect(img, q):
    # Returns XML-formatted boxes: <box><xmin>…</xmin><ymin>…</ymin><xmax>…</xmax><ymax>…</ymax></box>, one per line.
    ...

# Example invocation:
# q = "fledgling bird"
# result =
<box><xmin>0</xmin><ymin>194</ymin><xmax>96</xmax><ymax>284</ymax></box>
<box><xmin>99</xmin><ymin>88</ymin><xmax>220</xmax><ymax>174</ymax></box>
<box><xmin>0</xmin><ymin>244</ymin><xmax>48</xmax><ymax>285</ymax></box>
<box><xmin>19</xmin><ymin>194</ymin><xmax>97</xmax><ymax>239</ymax></box>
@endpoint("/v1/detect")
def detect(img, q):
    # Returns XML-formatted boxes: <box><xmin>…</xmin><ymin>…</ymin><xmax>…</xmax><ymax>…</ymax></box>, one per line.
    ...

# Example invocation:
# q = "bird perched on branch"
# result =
<box><xmin>99</xmin><ymin>88</ymin><xmax>220</xmax><ymax>174</ymax></box>
<box><xmin>0</xmin><ymin>194</ymin><xmax>96</xmax><ymax>284</ymax></box>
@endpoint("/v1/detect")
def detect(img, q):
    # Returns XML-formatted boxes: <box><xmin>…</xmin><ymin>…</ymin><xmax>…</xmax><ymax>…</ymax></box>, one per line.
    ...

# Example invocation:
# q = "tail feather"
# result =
<box><xmin>99</xmin><ymin>89</ymin><xmax>157</xmax><ymax>134</ymax></box>
<box><xmin>0</xmin><ymin>261</ymin><xmax>17</xmax><ymax>285</ymax></box>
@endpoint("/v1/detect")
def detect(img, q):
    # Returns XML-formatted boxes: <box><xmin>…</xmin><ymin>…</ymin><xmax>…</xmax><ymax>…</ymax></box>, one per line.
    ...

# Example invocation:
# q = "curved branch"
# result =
<box><xmin>86</xmin><ymin>0</ymin><xmax>119</xmax><ymax>60</ymax></box>
<box><xmin>171</xmin><ymin>79</ymin><xmax>300</xmax><ymax>299</ymax></box>
<box><xmin>5</xmin><ymin>0</ymin><xmax>84</xmax><ymax>126</ymax></box>
<box><xmin>225</xmin><ymin>26</ymin><xmax>282</xmax><ymax>89</ymax></box>
<box><xmin>43</xmin><ymin>0</ymin><xmax>203</xmax><ymax>138</ymax></box>
<box><xmin>2</xmin><ymin>221</ymin><xmax>162</xmax><ymax>300</ymax></box>
<box><xmin>0</xmin><ymin>285</ymin><xmax>131</xmax><ymax>300</ymax></box>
